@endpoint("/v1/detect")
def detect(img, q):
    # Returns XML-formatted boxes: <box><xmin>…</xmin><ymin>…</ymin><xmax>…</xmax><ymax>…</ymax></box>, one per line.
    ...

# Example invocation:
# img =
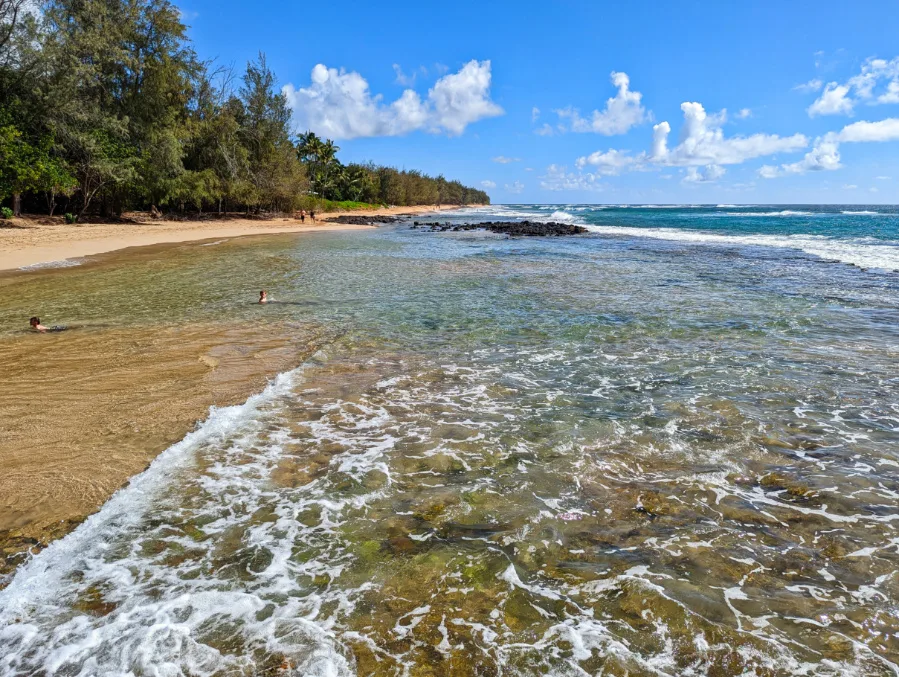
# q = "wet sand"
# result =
<box><xmin>0</xmin><ymin>225</ymin><xmax>367</xmax><ymax>581</ymax></box>
<box><xmin>0</xmin><ymin>205</ymin><xmax>462</xmax><ymax>272</ymax></box>
<box><xmin>0</xmin><ymin>320</ymin><xmax>335</xmax><ymax>579</ymax></box>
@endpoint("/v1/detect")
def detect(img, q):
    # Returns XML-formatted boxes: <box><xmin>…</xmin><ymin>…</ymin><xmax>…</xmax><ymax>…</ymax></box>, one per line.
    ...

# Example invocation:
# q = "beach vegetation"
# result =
<box><xmin>295</xmin><ymin>131</ymin><xmax>488</xmax><ymax>206</ymax></box>
<box><xmin>0</xmin><ymin>0</ymin><xmax>487</xmax><ymax>220</ymax></box>
<box><xmin>1</xmin><ymin>206</ymin><xmax>11</xmax><ymax>219</ymax></box>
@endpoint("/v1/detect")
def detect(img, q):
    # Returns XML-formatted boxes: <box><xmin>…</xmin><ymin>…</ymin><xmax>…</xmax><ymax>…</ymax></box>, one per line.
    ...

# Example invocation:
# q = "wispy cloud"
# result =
<box><xmin>493</xmin><ymin>155</ymin><xmax>521</xmax><ymax>164</ymax></box>
<box><xmin>540</xmin><ymin>164</ymin><xmax>605</xmax><ymax>192</ymax></box>
<box><xmin>392</xmin><ymin>64</ymin><xmax>422</xmax><ymax>87</ymax></box>
<box><xmin>794</xmin><ymin>78</ymin><xmax>824</xmax><ymax>93</ymax></box>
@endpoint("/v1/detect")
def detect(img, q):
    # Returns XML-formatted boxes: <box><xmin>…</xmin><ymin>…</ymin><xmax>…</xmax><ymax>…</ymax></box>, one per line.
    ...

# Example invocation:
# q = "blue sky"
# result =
<box><xmin>179</xmin><ymin>0</ymin><xmax>899</xmax><ymax>204</ymax></box>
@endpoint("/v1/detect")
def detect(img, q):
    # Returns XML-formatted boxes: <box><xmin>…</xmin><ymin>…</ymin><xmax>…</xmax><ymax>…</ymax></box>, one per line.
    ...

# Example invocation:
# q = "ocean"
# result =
<box><xmin>1</xmin><ymin>204</ymin><xmax>898</xmax><ymax>675</ymax></box>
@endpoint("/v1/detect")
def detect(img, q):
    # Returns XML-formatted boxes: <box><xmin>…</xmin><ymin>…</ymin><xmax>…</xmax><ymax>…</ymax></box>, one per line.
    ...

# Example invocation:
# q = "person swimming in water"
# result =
<box><xmin>259</xmin><ymin>290</ymin><xmax>268</xmax><ymax>304</ymax></box>
<box><xmin>29</xmin><ymin>317</ymin><xmax>67</xmax><ymax>333</ymax></box>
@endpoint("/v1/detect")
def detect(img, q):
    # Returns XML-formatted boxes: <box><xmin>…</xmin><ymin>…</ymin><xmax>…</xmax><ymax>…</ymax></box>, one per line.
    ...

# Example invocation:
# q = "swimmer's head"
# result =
<box><xmin>260</xmin><ymin>290</ymin><xmax>267</xmax><ymax>298</ymax></box>
<box><xmin>29</xmin><ymin>317</ymin><xmax>40</xmax><ymax>327</ymax></box>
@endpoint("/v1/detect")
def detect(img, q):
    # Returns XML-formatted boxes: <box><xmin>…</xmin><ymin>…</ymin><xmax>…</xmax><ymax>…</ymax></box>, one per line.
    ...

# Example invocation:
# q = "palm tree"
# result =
<box><xmin>296</xmin><ymin>133</ymin><xmax>344</xmax><ymax>197</ymax></box>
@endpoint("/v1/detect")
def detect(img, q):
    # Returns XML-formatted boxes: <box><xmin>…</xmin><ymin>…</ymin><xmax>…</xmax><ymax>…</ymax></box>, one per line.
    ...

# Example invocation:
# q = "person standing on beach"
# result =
<box><xmin>300</xmin><ymin>210</ymin><xmax>306</xmax><ymax>223</ymax></box>
<box><xmin>310</xmin><ymin>209</ymin><xmax>316</xmax><ymax>223</ymax></box>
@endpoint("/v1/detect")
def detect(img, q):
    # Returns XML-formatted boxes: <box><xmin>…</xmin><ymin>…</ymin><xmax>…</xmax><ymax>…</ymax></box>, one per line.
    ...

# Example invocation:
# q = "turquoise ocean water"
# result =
<box><xmin>1</xmin><ymin>204</ymin><xmax>898</xmax><ymax>675</ymax></box>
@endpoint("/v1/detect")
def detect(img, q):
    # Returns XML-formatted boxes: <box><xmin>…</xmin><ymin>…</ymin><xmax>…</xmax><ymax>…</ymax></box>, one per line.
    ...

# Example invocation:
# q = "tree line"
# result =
<box><xmin>0</xmin><ymin>0</ymin><xmax>489</xmax><ymax>219</ymax></box>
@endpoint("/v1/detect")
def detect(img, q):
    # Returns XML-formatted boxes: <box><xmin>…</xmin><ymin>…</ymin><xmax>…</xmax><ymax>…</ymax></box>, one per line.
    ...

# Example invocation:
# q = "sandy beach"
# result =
<box><xmin>0</xmin><ymin>204</ymin><xmax>455</xmax><ymax>272</ymax></box>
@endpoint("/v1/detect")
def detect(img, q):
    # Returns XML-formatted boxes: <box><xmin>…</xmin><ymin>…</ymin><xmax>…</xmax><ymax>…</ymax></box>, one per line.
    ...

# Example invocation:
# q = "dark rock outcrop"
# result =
<box><xmin>327</xmin><ymin>215</ymin><xmax>405</xmax><ymax>225</ymax></box>
<box><xmin>412</xmin><ymin>220</ymin><xmax>588</xmax><ymax>236</ymax></box>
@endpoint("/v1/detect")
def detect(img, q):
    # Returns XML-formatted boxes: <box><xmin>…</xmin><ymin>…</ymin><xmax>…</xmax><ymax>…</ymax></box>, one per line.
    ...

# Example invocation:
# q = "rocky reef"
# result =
<box><xmin>412</xmin><ymin>220</ymin><xmax>588</xmax><ymax>236</ymax></box>
<box><xmin>326</xmin><ymin>215</ymin><xmax>405</xmax><ymax>225</ymax></box>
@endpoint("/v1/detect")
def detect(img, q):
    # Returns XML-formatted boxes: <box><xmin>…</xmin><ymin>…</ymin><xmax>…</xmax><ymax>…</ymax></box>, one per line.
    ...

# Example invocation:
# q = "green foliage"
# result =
<box><xmin>296</xmin><ymin>135</ymin><xmax>488</xmax><ymax>206</ymax></box>
<box><xmin>0</xmin><ymin>0</ymin><xmax>486</xmax><ymax>218</ymax></box>
<box><xmin>64</xmin><ymin>212</ymin><xmax>77</xmax><ymax>223</ymax></box>
<box><xmin>1</xmin><ymin>206</ymin><xmax>12</xmax><ymax>219</ymax></box>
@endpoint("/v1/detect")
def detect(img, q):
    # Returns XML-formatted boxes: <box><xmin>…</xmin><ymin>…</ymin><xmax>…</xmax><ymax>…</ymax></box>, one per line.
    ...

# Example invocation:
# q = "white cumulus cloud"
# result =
<box><xmin>838</xmin><ymin>117</ymin><xmax>899</xmax><ymax>142</ymax></box>
<box><xmin>760</xmin><ymin>116</ymin><xmax>899</xmax><ymax>178</ymax></box>
<box><xmin>555</xmin><ymin>101</ymin><xmax>808</xmax><ymax>191</ymax></box>
<box><xmin>574</xmin><ymin>149</ymin><xmax>636</xmax><ymax>174</ymax></box>
<box><xmin>554</xmin><ymin>71</ymin><xmax>647</xmax><ymax>135</ymax></box>
<box><xmin>284</xmin><ymin>60</ymin><xmax>503</xmax><ymax>139</ymax></box>
<box><xmin>807</xmin><ymin>57</ymin><xmax>899</xmax><ymax>117</ymax></box>
<box><xmin>531</xmin><ymin>107</ymin><xmax>541</xmax><ymax>122</ymax></box>
<box><xmin>737</xmin><ymin>108</ymin><xmax>752</xmax><ymax>119</ymax></box>
<box><xmin>481</xmin><ymin>180</ymin><xmax>496</xmax><ymax>189</ymax></box>
<box><xmin>505</xmin><ymin>181</ymin><xmax>524</xmax><ymax>194</ymax></box>
<box><xmin>650</xmin><ymin>102</ymin><xmax>807</xmax><ymax>166</ymax></box>
<box><xmin>758</xmin><ymin>135</ymin><xmax>841</xmax><ymax>178</ymax></box>
<box><xmin>808</xmin><ymin>83</ymin><xmax>854</xmax><ymax>117</ymax></box>
<box><xmin>534</xmin><ymin>123</ymin><xmax>555</xmax><ymax>136</ymax></box>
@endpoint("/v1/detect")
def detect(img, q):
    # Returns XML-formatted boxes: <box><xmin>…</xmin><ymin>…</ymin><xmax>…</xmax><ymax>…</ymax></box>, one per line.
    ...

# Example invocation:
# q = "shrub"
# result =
<box><xmin>64</xmin><ymin>212</ymin><xmax>77</xmax><ymax>224</ymax></box>
<box><xmin>1</xmin><ymin>207</ymin><xmax>12</xmax><ymax>219</ymax></box>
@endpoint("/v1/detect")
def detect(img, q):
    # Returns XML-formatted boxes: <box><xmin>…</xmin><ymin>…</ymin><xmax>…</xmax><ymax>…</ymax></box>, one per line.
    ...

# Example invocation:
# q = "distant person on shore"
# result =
<box><xmin>300</xmin><ymin>210</ymin><xmax>306</xmax><ymax>223</ymax></box>
<box><xmin>259</xmin><ymin>290</ymin><xmax>268</xmax><ymax>304</ymax></box>
<box><xmin>310</xmin><ymin>209</ymin><xmax>316</xmax><ymax>223</ymax></box>
<box><xmin>30</xmin><ymin>317</ymin><xmax>67</xmax><ymax>333</ymax></box>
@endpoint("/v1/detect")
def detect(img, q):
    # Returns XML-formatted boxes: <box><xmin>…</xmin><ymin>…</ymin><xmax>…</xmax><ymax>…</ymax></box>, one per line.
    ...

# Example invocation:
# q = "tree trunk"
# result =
<box><xmin>12</xmin><ymin>192</ymin><xmax>21</xmax><ymax>216</ymax></box>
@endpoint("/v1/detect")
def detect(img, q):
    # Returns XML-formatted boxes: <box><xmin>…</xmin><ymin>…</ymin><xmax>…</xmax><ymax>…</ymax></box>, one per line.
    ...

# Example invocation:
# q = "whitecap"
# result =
<box><xmin>582</xmin><ymin>224</ymin><xmax>899</xmax><ymax>270</ymax></box>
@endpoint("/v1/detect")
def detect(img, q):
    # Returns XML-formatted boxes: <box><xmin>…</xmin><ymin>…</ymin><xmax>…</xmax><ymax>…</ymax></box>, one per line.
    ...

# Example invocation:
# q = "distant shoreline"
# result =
<box><xmin>0</xmin><ymin>204</ymin><xmax>477</xmax><ymax>272</ymax></box>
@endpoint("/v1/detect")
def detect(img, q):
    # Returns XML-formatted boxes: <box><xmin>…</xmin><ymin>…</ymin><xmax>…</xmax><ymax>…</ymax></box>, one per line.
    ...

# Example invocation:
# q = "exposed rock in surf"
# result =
<box><xmin>327</xmin><ymin>215</ymin><xmax>405</xmax><ymax>225</ymax></box>
<box><xmin>413</xmin><ymin>220</ymin><xmax>588</xmax><ymax>236</ymax></box>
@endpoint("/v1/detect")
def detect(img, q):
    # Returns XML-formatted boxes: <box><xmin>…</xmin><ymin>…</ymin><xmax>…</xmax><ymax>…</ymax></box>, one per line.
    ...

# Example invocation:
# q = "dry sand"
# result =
<box><xmin>0</xmin><ymin>204</ymin><xmax>454</xmax><ymax>272</ymax></box>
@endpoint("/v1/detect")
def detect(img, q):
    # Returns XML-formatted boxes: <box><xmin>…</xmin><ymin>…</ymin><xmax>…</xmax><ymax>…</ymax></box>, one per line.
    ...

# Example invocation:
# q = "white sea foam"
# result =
<box><xmin>583</xmin><ymin>223</ymin><xmax>899</xmax><ymax>270</ymax></box>
<box><xmin>0</xmin><ymin>370</ymin><xmax>297</xmax><ymax>604</ymax></box>
<box><xmin>548</xmin><ymin>210</ymin><xmax>580</xmax><ymax>224</ymax></box>
<box><xmin>17</xmin><ymin>258</ymin><xmax>84</xmax><ymax>271</ymax></box>
<box><xmin>0</xmin><ymin>368</ymin><xmax>362</xmax><ymax>676</ymax></box>
<box><xmin>721</xmin><ymin>210</ymin><xmax>814</xmax><ymax>217</ymax></box>
<box><xmin>628</xmin><ymin>204</ymin><xmax>704</xmax><ymax>209</ymax></box>
<box><xmin>841</xmin><ymin>210</ymin><xmax>880</xmax><ymax>215</ymax></box>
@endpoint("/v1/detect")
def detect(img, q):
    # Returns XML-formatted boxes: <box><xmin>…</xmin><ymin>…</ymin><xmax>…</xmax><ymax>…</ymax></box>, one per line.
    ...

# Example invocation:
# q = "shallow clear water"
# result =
<box><xmin>2</xmin><ymin>210</ymin><xmax>899</xmax><ymax>675</ymax></box>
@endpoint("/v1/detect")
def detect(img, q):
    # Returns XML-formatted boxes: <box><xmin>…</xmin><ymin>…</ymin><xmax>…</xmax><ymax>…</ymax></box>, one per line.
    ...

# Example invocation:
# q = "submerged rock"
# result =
<box><xmin>415</xmin><ymin>220</ymin><xmax>589</xmax><ymax>236</ymax></box>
